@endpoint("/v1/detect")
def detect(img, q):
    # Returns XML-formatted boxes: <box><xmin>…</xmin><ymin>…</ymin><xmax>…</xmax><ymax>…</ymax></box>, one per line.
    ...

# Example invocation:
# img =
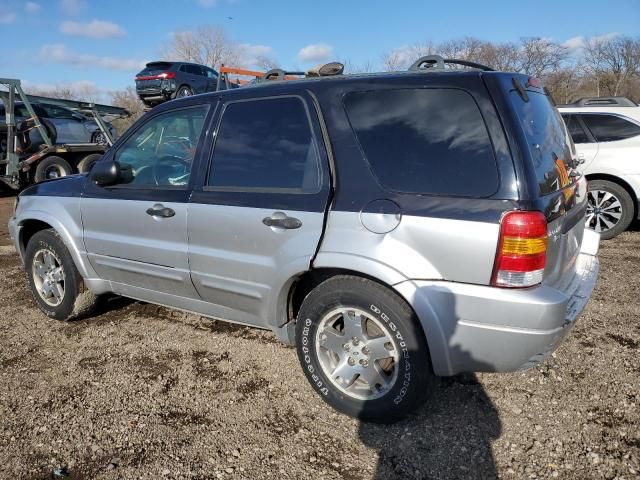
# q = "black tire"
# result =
<box><xmin>34</xmin><ymin>156</ymin><xmax>72</xmax><ymax>183</ymax></box>
<box><xmin>295</xmin><ymin>275</ymin><xmax>433</xmax><ymax>423</ymax></box>
<box><xmin>77</xmin><ymin>153</ymin><xmax>103</xmax><ymax>173</ymax></box>
<box><xmin>587</xmin><ymin>179</ymin><xmax>634</xmax><ymax>240</ymax></box>
<box><xmin>174</xmin><ymin>86</ymin><xmax>193</xmax><ymax>98</ymax></box>
<box><xmin>25</xmin><ymin>229</ymin><xmax>98</xmax><ymax>321</ymax></box>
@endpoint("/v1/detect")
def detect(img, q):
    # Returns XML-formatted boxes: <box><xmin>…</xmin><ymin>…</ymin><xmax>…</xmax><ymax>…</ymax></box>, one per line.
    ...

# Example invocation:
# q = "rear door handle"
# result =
<box><xmin>262</xmin><ymin>212</ymin><xmax>302</xmax><ymax>230</ymax></box>
<box><xmin>146</xmin><ymin>204</ymin><xmax>175</xmax><ymax>218</ymax></box>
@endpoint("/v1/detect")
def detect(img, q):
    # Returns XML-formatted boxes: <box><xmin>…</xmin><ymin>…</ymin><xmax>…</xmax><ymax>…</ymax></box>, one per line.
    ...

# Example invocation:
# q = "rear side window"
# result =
<box><xmin>562</xmin><ymin>114</ymin><xmax>591</xmax><ymax>144</ymax></box>
<box><xmin>582</xmin><ymin>114</ymin><xmax>640</xmax><ymax>142</ymax></box>
<box><xmin>510</xmin><ymin>91</ymin><xmax>574</xmax><ymax>195</ymax></box>
<box><xmin>343</xmin><ymin>88</ymin><xmax>499</xmax><ymax>197</ymax></box>
<box><xmin>208</xmin><ymin>97</ymin><xmax>320</xmax><ymax>192</ymax></box>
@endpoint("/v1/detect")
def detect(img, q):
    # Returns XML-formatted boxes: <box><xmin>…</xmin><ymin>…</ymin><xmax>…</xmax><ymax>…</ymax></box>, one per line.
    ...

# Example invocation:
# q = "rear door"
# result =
<box><xmin>508</xmin><ymin>83</ymin><xmax>588</xmax><ymax>288</ymax></box>
<box><xmin>188</xmin><ymin>92</ymin><xmax>331</xmax><ymax>327</ymax></box>
<box><xmin>82</xmin><ymin>104</ymin><xmax>211</xmax><ymax>298</ymax></box>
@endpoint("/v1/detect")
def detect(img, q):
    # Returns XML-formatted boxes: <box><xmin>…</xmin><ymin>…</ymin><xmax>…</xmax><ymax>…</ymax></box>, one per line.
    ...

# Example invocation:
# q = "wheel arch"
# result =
<box><xmin>17</xmin><ymin>212</ymin><xmax>96</xmax><ymax>280</ymax></box>
<box><xmin>585</xmin><ymin>173</ymin><xmax>639</xmax><ymax>219</ymax></box>
<box><xmin>281</xmin><ymin>266</ymin><xmax>447</xmax><ymax>375</ymax></box>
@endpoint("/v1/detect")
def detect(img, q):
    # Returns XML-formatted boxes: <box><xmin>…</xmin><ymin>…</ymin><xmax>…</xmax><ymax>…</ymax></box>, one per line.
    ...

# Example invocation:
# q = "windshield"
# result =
<box><xmin>510</xmin><ymin>90</ymin><xmax>575</xmax><ymax>196</ymax></box>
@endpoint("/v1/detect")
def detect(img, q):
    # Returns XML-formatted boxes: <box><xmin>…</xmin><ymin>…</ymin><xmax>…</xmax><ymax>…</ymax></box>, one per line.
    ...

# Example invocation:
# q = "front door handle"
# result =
<box><xmin>262</xmin><ymin>212</ymin><xmax>302</xmax><ymax>230</ymax></box>
<box><xmin>146</xmin><ymin>204</ymin><xmax>175</xmax><ymax>218</ymax></box>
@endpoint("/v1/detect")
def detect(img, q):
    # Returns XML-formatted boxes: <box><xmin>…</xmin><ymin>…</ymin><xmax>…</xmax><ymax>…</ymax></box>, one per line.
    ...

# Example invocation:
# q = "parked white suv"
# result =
<box><xmin>559</xmin><ymin>97</ymin><xmax>640</xmax><ymax>239</ymax></box>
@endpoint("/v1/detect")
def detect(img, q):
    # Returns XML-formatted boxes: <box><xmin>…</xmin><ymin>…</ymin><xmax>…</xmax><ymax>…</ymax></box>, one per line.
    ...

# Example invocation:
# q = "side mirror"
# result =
<box><xmin>90</xmin><ymin>159</ymin><xmax>120</xmax><ymax>186</ymax></box>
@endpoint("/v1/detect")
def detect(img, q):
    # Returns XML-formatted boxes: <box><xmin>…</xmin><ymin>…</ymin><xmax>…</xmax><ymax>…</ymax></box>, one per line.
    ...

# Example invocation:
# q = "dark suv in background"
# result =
<box><xmin>135</xmin><ymin>61</ymin><xmax>220</xmax><ymax>107</ymax></box>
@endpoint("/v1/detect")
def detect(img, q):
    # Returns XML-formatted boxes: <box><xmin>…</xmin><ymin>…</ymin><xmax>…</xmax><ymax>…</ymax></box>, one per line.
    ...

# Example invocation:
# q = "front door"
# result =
<box><xmin>82</xmin><ymin>104</ymin><xmax>211</xmax><ymax>298</ymax></box>
<box><xmin>188</xmin><ymin>93</ymin><xmax>331</xmax><ymax>327</ymax></box>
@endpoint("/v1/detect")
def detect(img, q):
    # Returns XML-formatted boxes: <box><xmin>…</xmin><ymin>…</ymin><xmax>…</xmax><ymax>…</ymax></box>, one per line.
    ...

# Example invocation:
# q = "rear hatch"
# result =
<box><xmin>507</xmin><ymin>75</ymin><xmax>588</xmax><ymax>289</ymax></box>
<box><xmin>135</xmin><ymin>62</ymin><xmax>173</xmax><ymax>91</ymax></box>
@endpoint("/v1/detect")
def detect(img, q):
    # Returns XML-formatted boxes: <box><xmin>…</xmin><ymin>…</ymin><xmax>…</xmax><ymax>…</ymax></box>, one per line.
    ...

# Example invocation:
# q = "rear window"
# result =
<box><xmin>138</xmin><ymin>62</ymin><xmax>173</xmax><ymax>76</ymax></box>
<box><xmin>510</xmin><ymin>90</ymin><xmax>574</xmax><ymax>195</ymax></box>
<box><xmin>582</xmin><ymin>114</ymin><xmax>640</xmax><ymax>142</ymax></box>
<box><xmin>343</xmin><ymin>88</ymin><xmax>499</xmax><ymax>197</ymax></box>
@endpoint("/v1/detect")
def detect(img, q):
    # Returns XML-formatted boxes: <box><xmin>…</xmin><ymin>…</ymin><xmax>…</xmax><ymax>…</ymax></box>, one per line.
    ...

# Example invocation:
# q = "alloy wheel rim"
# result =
<box><xmin>586</xmin><ymin>189</ymin><xmax>623</xmax><ymax>233</ymax></box>
<box><xmin>32</xmin><ymin>249</ymin><xmax>65</xmax><ymax>306</ymax></box>
<box><xmin>315</xmin><ymin>307</ymin><xmax>399</xmax><ymax>401</ymax></box>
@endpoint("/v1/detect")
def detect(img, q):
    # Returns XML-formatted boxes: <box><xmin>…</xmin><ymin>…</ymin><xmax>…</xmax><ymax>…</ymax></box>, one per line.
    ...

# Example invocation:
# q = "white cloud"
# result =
<box><xmin>39</xmin><ymin>44</ymin><xmax>145</xmax><ymax>71</ymax></box>
<box><xmin>0</xmin><ymin>11</ymin><xmax>17</xmax><ymax>24</ymax></box>
<box><xmin>198</xmin><ymin>0</ymin><xmax>217</xmax><ymax>7</ymax></box>
<box><xmin>297</xmin><ymin>43</ymin><xmax>333</xmax><ymax>63</ymax></box>
<box><xmin>563</xmin><ymin>32</ymin><xmax>619</xmax><ymax>51</ymax></box>
<box><xmin>238</xmin><ymin>44</ymin><xmax>274</xmax><ymax>67</ymax></box>
<box><xmin>60</xmin><ymin>0</ymin><xmax>87</xmax><ymax>16</ymax></box>
<box><xmin>25</xmin><ymin>2</ymin><xmax>41</xmax><ymax>13</ymax></box>
<box><xmin>562</xmin><ymin>36</ymin><xmax>585</xmax><ymax>51</ymax></box>
<box><xmin>61</xmin><ymin>20</ymin><xmax>126</xmax><ymax>39</ymax></box>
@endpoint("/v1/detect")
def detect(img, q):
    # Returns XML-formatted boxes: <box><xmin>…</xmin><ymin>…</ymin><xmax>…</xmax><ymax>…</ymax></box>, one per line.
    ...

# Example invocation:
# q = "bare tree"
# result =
<box><xmin>110</xmin><ymin>86</ymin><xmax>144</xmax><ymax>134</ymax></box>
<box><xmin>518</xmin><ymin>37</ymin><xmax>568</xmax><ymax>78</ymax></box>
<box><xmin>162</xmin><ymin>25</ymin><xmax>241</xmax><ymax>68</ymax></box>
<box><xmin>584</xmin><ymin>36</ymin><xmax>640</xmax><ymax>96</ymax></box>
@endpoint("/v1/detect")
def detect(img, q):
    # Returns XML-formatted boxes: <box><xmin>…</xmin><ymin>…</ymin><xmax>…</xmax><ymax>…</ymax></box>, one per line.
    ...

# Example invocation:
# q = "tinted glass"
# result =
<box><xmin>40</xmin><ymin>104</ymin><xmax>75</xmax><ymax>119</ymax></box>
<box><xmin>14</xmin><ymin>104</ymin><xmax>29</xmax><ymax>117</ymax></box>
<box><xmin>510</xmin><ymin>91</ymin><xmax>574</xmax><ymax>195</ymax></box>
<box><xmin>186</xmin><ymin>65</ymin><xmax>203</xmax><ymax>76</ymax></box>
<box><xmin>208</xmin><ymin>97</ymin><xmax>320</xmax><ymax>192</ymax></box>
<box><xmin>343</xmin><ymin>88</ymin><xmax>498</xmax><ymax>197</ymax></box>
<box><xmin>114</xmin><ymin>106</ymin><xmax>208</xmax><ymax>187</ymax></box>
<box><xmin>205</xmin><ymin>68</ymin><xmax>218</xmax><ymax>79</ymax></box>
<box><xmin>582</xmin><ymin>114</ymin><xmax>640</xmax><ymax>142</ymax></box>
<box><xmin>139</xmin><ymin>62</ymin><xmax>173</xmax><ymax>76</ymax></box>
<box><xmin>562</xmin><ymin>114</ymin><xmax>591</xmax><ymax>144</ymax></box>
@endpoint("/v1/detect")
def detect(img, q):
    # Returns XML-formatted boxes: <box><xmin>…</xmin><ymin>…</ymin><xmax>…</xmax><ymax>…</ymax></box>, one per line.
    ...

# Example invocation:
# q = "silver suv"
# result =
<box><xmin>8</xmin><ymin>58</ymin><xmax>600</xmax><ymax>422</ymax></box>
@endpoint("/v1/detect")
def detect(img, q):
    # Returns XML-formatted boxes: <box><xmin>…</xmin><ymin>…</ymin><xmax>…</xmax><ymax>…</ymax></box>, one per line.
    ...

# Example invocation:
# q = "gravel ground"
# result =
<box><xmin>0</xmin><ymin>192</ymin><xmax>638</xmax><ymax>480</ymax></box>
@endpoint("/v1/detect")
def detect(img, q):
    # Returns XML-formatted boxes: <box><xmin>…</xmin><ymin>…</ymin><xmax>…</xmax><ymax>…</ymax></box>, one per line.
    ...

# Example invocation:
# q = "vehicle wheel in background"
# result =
<box><xmin>25</xmin><ymin>229</ymin><xmax>98</xmax><ymax>321</ymax></box>
<box><xmin>92</xmin><ymin>131</ymin><xmax>107</xmax><ymax>145</ymax></box>
<box><xmin>175</xmin><ymin>86</ymin><xmax>193</xmax><ymax>98</ymax></box>
<box><xmin>295</xmin><ymin>275</ymin><xmax>434</xmax><ymax>423</ymax></box>
<box><xmin>77</xmin><ymin>153</ymin><xmax>103</xmax><ymax>173</ymax></box>
<box><xmin>586</xmin><ymin>179</ymin><xmax>634</xmax><ymax>240</ymax></box>
<box><xmin>34</xmin><ymin>156</ymin><xmax>73</xmax><ymax>183</ymax></box>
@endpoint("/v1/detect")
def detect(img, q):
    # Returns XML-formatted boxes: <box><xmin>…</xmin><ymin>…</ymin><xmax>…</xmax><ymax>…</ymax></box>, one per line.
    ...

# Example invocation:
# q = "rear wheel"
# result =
<box><xmin>25</xmin><ymin>229</ymin><xmax>98</xmax><ymax>321</ymax></box>
<box><xmin>34</xmin><ymin>156</ymin><xmax>72</xmax><ymax>183</ymax></box>
<box><xmin>175</xmin><ymin>86</ymin><xmax>193</xmax><ymax>98</ymax></box>
<box><xmin>295</xmin><ymin>275</ymin><xmax>433</xmax><ymax>423</ymax></box>
<box><xmin>77</xmin><ymin>153</ymin><xmax>103</xmax><ymax>173</ymax></box>
<box><xmin>586</xmin><ymin>179</ymin><xmax>634</xmax><ymax>240</ymax></box>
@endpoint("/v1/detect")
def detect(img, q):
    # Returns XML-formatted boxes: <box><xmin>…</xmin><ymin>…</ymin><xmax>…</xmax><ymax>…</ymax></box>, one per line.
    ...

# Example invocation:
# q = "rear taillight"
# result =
<box><xmin>135</xmin><ymin>72</ymin><xmax>176</xmax><ymax>81</ymax></box>
<box><xmin>492</xmin><ymin>211</ymin><xmax>548</xmax><ymax>288</ymax></box>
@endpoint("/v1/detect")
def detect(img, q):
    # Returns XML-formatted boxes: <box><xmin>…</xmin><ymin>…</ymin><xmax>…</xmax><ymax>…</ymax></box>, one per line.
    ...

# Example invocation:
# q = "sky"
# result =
<box><xmin>0</xmin><ymin>0</ymin><xmax>639</xmax><ymax>101</ymax></box>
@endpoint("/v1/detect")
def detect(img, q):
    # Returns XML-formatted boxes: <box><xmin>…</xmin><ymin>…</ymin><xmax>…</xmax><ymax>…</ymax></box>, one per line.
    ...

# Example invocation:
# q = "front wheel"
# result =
<box><xmin>25</xmin><ymin>229</ymin><xmax>98</xmax><ymax>321</ymax></box>
<box><xmin>586</xmin><ymin>179</ymin><xmax>634</xmax><ymax>240</ymax></box>
<box><xmin>295</xmin><ymin>276</ymin><xmax>433</xmax><ymax>423</ymax></box>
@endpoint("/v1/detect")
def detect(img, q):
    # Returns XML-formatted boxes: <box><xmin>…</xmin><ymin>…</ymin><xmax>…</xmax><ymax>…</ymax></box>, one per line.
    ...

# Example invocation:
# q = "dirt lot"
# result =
<box><xmin>0</xmin><ymin>192</ymin><xmax>638</xmax><ymax>480</ymax></box>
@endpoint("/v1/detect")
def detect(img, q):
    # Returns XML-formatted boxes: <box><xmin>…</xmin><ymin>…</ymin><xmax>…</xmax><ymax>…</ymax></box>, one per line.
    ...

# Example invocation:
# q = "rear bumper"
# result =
<box><xmin>395</xmin><ymin>231</ymin><xmax>600</xmax><ymax>376</ymax></box>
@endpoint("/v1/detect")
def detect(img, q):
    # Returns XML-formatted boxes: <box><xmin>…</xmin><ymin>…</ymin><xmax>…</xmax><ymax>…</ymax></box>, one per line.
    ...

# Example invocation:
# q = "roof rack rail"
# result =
<box><xmin>409</xmin><ymin>55</ymin><xmax>495</xmax><ymax>72</ymax></box>
<box><xmin>559</xmin><ymin>96</ymin><xmax>638</xmax><ymax>107</ymax></box>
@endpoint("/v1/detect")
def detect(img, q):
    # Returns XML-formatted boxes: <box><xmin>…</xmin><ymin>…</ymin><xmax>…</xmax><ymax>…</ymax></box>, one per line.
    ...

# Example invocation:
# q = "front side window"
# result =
<box><xmin>208</xmin><ymin>97</ymin><xmax>320</xmax><ymax>192</ymax></box>
<box><xmin>205</xmin><ymin>68</ymin><xmax>218</xmax><ymax>79</ymax></box>
<box><xmin>582</xmin><ymin>114</ymin><xmax>640</xmax><ymax>142</ymax></box>
<box><xmin>344</xmin><ymin>88</ymin><xmax>499</xmax><ymax>197</ymax></box>
<box><xmin>114</xmin><ymin>106</ymin><xmax>208</xmax><ymax>187</ymax></box>
<box><xmin>562</xmin><ymin>114</ymin><xmax>591</xmax><ymax>144</ymax></box>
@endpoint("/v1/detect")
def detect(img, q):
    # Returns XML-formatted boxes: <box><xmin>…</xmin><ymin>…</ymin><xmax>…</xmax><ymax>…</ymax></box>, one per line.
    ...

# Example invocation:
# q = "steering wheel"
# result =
<box><xmin>152</xmin><ymin>155</ymin><xmax>191</xmax><ymax>185</ymax></box>
<box><xmin>160</xmin><ymin>136</ymin><xmax>194</xmax><ymax>156</ymax></box>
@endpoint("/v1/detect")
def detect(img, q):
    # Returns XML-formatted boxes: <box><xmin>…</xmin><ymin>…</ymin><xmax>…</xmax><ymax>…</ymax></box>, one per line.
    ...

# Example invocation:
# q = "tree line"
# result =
<box><xmin>21</xmin><ymin>28</ymin><xmax>640</xmax><ymax>133</ymax></box>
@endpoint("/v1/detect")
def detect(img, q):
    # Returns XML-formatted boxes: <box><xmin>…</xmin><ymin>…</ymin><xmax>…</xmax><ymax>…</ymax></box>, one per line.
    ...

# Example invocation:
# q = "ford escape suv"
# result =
<box><xmin>9</xmin><ymin>57</ymin><xmax>600</xmax><ymax>423</ymax></box>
